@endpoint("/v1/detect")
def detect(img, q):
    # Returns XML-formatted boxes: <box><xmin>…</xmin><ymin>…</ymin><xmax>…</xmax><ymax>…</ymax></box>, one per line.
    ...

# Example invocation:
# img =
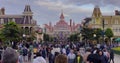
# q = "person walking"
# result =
<box><xmin>1</xmin><ymin>47</ymin><xmax>19</xmax><ymax>63</ymax></box>
<box><xmin>109</xmin><ymin>49</ymin><xmax>114</xmax><ymax>63</ymax></box>
<box><xmin>98</xmin><ymin>50</ymin><xmax>108</xmax><ymax>63</ymax></box>
<box><xmin>22</xmin><ymin>46</ymin><xmax>28</xmax><ymax>62</ymax></box>
<box><xmin>74</xmin><ymin>51</ymin><xmax>83</xmax><ymax>63</ymax></box>
<box><xmin>83</xmin><ymin>48</ymin><xmax>91</xmax><ymax>63</ymax></box>
<box><xmin>68</xmin><ymin>49</ymin><xmax>76</xmax><ymax>63</ymax></box>
<box><xmin>33</xmin><ymin>52</ymin><xmax>46</xmax><ymax>63</ymax></box>
<box><xmin>55</xmin><ymin>54</ymin><xmax>68</xmax><ymax>63</ymax></box>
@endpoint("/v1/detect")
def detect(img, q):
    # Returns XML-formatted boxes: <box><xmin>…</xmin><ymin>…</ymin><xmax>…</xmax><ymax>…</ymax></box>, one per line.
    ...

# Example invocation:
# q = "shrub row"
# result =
<box><xmin>112</xmin><ymin>47</ymin><xmax>120</xmax><ymax>55</ymax></box>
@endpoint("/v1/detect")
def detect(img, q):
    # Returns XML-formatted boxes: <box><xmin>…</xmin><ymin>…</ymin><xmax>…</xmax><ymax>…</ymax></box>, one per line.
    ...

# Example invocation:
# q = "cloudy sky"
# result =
<box><xmin>0</xmin><ymin>0</ymin><xmax>120</xmax><ymax>27</ymax></box>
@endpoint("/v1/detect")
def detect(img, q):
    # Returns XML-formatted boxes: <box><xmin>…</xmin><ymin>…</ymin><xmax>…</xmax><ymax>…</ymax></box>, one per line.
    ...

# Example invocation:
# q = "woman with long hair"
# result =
<box><xmin>55</xmin><ymin>54</ymin><xmax>68</xmax><ymax>63</ymax></box>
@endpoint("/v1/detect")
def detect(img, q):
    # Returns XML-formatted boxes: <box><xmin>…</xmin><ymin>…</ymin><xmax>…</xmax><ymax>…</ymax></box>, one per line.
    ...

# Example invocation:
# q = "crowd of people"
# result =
<box><xmin>0</xmin><ymin>41</ymin><xmax>115</xmax><ymax>63</ymax></box>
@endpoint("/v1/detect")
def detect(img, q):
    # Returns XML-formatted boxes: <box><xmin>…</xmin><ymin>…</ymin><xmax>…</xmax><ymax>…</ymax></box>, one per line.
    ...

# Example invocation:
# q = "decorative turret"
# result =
<box><xmin>70</xmin><ymin>19</ymin><xmax>72</xmax><ymax>27</ymax></box>
<box><xmin>60</xmin><ymin>11</ymin><xmax>64</xmax><ymax>20</ymax></box>
<box><xmin>73</xmin><ymin>22</ymin><xmax>75</xmax><ymax>27</ymax></box>
<box><xmin>0</xmin><ymin>7</ymin><xmax>5</xmax><ymax>15</ymax></box>
<box><xmin>23</xmin><ymin>5</ymin><xmax>33</xmax><ymax>24</ymax></box>
<box><xmin>0</xmin><ymin>9</ymin><xmax>2</xmax><ymax>15</ymax></box>
<box><xmin>23</xmin><ymin>5</ymin><xmax>33</xmax><ymax>15</ymax></box>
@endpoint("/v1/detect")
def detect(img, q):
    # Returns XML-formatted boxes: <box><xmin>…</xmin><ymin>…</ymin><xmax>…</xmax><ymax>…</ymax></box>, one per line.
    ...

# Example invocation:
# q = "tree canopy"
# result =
<box><xmin>0</xmin><ymin>21</ymin><xmax>21</xmax><ymax>42</ymax></box>
<box><xmin>105</xmin><ymin>28</ymin><xmax>114</xmax><ymax>38</ymax></box>
<box><xmin>69</xmin><ymin>33</ymin><xmax>79</xmax><ymax>42</ymax></box>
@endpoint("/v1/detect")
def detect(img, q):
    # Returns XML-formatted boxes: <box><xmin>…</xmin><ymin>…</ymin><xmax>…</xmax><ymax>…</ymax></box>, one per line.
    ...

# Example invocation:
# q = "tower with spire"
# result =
<box><xmin>91</xmin><ymin>5</ymin><xmax>102</xmax><ymax>26</ymax></box>
<box><xmin>0</xmin><ymin>5</ymin><xmax>41</xmax><ymax>41</ymax></box>
<box><xmin>23</xmin><ymin>5</ymin><xmax>33</xmax><ymax>24</ymax></box>
<box><xmin>44</xmin><ymin>11</ymin><xmax>81</xmax><ymax>42</ymax></box>
<box><xmin>60</xmin><ymin>11</ymin><xmax>64</xmax><ymax>20</ymax></box>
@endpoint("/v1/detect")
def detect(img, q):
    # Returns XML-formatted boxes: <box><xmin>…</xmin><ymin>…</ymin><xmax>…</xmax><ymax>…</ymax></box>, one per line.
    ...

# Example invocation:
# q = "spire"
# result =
<box><xmin>24</xmin><ymin>5</ymin><xmax>31</xmax><ymax>12</ymax></box>
<box><xmin>60</xmin><ymin>10</ymin><xmax>64</xmax><ymax>20</ymax></box>
<box><xmin>92</xmin><ymin>5</ymin><xmax>102</xmax><ymax>17</ymax></box>
<box><xmin>23</xmin><ymin>5</ymin><xmax>33</xmax><ymax>15</ymax></box>
<box><xmin>70</xmin><ymin>19</ymin><xmax>72</xmax><ymax>27</ymax></box>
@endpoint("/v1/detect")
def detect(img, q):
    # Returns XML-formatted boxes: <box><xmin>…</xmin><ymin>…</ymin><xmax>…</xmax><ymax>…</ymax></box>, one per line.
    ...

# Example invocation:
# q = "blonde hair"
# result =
<box><xmin>55</xmin><ymin>54</ymin><xmax>68</xmax><ymax>63</ymax></box>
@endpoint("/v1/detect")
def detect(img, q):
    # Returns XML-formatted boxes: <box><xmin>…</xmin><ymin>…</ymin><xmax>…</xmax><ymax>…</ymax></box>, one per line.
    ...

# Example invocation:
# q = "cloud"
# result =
<box><xmin>1</xmin><ymin>0</ymin><xmax>120</xmax><ymax>26</ymax></box>
<box><xmin>65</xmin><ymin>0</ymin><xmax>120</xmax><ymax>7</ymax></box>
<box><xmin>34</xmin><ymin>0</ymin><xmax>93</xmax><ymax>14</ymax></box>
<box><xmin>33</xmin><ymin>0</ymin><xmax>120</xmax><ymax>25</ymax></box>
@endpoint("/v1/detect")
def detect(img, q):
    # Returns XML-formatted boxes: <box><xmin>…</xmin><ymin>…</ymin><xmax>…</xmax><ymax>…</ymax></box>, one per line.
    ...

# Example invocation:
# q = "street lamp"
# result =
<box><xmin>93</xmin><ymin>34</ymin><xmax>96</xmax><ymax>38</ymax></box>
<box><xmin>23</xmin><ymin>34</ymin><xmax>26</xmax><ymax>42</ymax></box>
<box><xmin>79</xmin><ymin>33</ymin><xmax>82</xmax><ymax>42</ymax></box>
<box><xmin>102</xmin><ymin>19</ymin><xmax>105</xmax><ymax>44</ymax></box>
<box><xmin>111</xmin><ymin>37</ymin><xmax>113</xmax><ymax>46</ymax></box>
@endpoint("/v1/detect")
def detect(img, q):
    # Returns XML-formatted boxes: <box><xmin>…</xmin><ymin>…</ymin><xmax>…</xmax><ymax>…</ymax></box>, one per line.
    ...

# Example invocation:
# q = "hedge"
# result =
<box><xmin>112</xmin><ymin>47</ymin><xmax>120</xmax><ymax>55</ymax></box>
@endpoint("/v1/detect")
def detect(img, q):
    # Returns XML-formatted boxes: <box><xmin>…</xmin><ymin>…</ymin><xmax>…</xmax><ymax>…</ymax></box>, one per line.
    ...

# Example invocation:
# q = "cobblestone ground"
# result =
<box><xmin>24</xmin><ymin>54</ymin><xmax>120</xmax><ymax>63</ymax></box>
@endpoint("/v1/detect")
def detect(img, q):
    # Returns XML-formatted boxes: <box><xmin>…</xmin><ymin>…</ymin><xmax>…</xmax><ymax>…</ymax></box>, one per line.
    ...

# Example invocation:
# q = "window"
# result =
<box><xmin>104</xmin><ymin>20</ymin><xmax>108</xmax><ymax>24</ymax></box>
<box><xmin>115</xmin><ymin>20</ymin><xmax>118</xmax><ymax>24</ymax></box>
<box><xmin>119</xmin><ymin>28</ymin><xmax>120</xmax><ymax>32</ymax></box>
<box><xmin>12</xmin><ymin>18</ymin><xmax>15</xmax><ymax>22</ymax></box>
<box><xmin>116</xmin><ymin>28</ymin><xmax>118</xmax><ymax>32</ymax></box>
<box><xmin>113</xmin><ymin>28</ymin><xmax>116</xmax><ymax>32</ymax></box>
<box><xmin>1</xmin><ymin>19</ymin><xmax>4</xmax><ymax>24</ymax></box>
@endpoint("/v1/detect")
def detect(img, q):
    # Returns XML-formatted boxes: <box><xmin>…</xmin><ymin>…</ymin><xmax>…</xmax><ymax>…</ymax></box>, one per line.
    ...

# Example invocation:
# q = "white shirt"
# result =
<box><xmin>68</xmin><ymin>53</ymin><xmax>76</xmax><ymax>59</ymax></box>
<box><xmin>33</xmin><ymin>56</ymin><xmax>46</xmax><ymax>63</ymax></box>
<box><xmin>62</xmin><ymin>48</ymin><xmax>66</xmax><ymax>54</ymax></box>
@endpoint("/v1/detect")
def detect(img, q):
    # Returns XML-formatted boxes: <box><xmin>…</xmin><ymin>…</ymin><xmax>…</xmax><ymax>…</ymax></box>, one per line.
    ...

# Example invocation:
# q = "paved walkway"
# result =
<box><xmin>112</xmin><ymin>54</ymin><xmax>120</xmax><ymax>63</ymax></box>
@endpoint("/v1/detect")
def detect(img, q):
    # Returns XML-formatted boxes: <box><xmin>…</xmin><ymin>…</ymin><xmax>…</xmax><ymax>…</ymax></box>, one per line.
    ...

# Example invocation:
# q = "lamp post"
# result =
<box><xmin>79</xmin><ymin>33</ymin><xmax>82</xmax><ymax>42</ymax></box>
<box><xmin>111</xmin><ymin>37</ymin><xmax>113</xmax><ymax>46</ymax></box>
<box><xmin>93</xmin><ymin>34</ymin><xmax>96</xmax><ymax>38</ymax></box>
<box><xmin>93</xmin><ymin>34</ymin><xmax>96</xmax><ymax>44</ymax></box>
<box><xmin>102</xmin><ymin>19</ymin><xmax>105</xmax><ymax>44</ymax></box>
<box><xmin>23</xmin><ymin>34</ymin><xmax>26</xmax><ymax>42</ymax></box>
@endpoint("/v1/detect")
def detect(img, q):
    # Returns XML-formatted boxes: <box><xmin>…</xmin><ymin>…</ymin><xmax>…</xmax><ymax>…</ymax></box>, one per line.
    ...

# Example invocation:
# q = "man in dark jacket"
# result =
<box><xmin>74</xmin><ymin>51</ymin><xmax>83</xmax><ymax>63</ymax></box>
<box><xmin>109</xmin><ymin>50</ymin><xmax>114</xmax><ymax>63</ymax></box>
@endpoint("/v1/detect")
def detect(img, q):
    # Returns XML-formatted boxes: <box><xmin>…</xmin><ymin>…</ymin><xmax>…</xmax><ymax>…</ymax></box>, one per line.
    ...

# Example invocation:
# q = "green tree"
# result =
<box><xmin>43</xmin><ymin>33</ymin><xmax>50</xmax><ymax>41</ymax></box>
<box><xmin>69</xmin><ymin>33</ymin><xmax>79</xmax><ymax>42</ymax></box>
<box><xmin>105</xmin><ymin>28</ymin><xmax>114</xmax><ymax>45</ymax></box>
<box><xmin>0</xmin><ymin>21</ymin><xmax>21</xmax><ymax>42</ymax></box>
<box><xmin>81</xmin><ymin>27</ymin><xmax>93</xmax><ymax>40</ymax></box>
<box><xmin>93</xmin><ymin>28</ymin><xmax>103</xmax><ymax>43</ymax></box>
<box><xmin>105</xmin><ymin>28</ymin><xmax>114</xmax><ymax>39</ymax></box>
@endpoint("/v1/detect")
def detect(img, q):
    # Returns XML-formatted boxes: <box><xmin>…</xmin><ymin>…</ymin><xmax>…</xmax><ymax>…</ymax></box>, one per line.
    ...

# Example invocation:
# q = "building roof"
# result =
<box><xmin>0</xmin><ymin>15</ymin><xmax>23</xmax><ymax>18</ymax></box>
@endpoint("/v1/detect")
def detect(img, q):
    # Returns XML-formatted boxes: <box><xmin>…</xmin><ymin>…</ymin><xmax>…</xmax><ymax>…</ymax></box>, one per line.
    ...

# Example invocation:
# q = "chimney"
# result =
<box><xmin>70</xmin><ymin>19</ymin><xmax>72</xmax><ymax>27</ymax></box>
<box><xmin>1</xmin><ymin>7</ymin><xmax>5</xmax><ymax>15</ymax></box>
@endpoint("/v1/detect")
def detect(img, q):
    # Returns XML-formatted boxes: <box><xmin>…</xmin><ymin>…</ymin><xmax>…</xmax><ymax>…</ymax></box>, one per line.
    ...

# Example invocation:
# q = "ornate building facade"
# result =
<box><xmin>44</xmin><ymin>12</ymin><xmax>80</xmax><ymax>42</ymax></box>
<box><xmin>89</xmin><ymin>5</ymin><xmax>120</xmax><ymax>37</ymax></box>
<box><xmin>0</xmin><ymin>5</ymin><xmax>37</xmax><ymax>36</ymax></box>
